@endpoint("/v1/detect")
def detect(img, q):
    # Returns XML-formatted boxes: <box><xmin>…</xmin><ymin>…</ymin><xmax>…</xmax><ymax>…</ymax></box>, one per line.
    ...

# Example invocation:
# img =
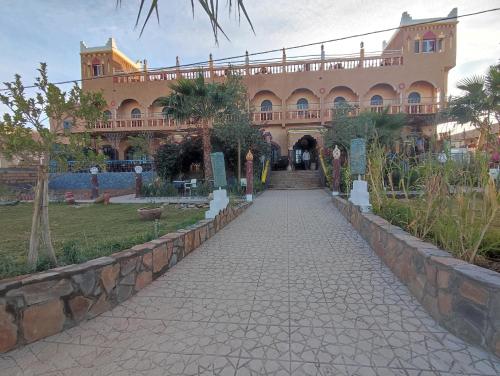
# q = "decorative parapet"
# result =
<box><xmin>0</xmin><ymin>202</ymin><xmax>252</xmax><ymax>353</ymax></box>
<box><xmin>331</xmin><ymin>196</ymin><xmax>500</xmax><ymax>357</ymax></box>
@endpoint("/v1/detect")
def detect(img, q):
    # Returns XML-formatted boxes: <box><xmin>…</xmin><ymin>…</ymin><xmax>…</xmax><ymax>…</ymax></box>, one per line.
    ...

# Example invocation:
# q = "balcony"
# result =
<box><xmin>75</xmin><ymin>114</ymin><xmax>200</xmax><ymax>133</ymax></box>
<box><xmin>74</xmin><ymin>99</ymin><xmax>441</xmax><ymax>133</ymax></box>
<box><xmin>112</xmin><ymin>50</ymin><xmax>404</xmax><ymax>84</ymax></box>
<box><xmin>250</xmin><ymin>98</ymin><xmax>441</xmax><ymax>126</ymax></box>
<box><xmin>250</xmin><ymin>110</ymin><xmax>283</xmax><ymax>124</ymax></box>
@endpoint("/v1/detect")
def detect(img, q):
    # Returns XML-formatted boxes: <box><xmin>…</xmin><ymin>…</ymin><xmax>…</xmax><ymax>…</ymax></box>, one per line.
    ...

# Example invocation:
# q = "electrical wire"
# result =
<box><xmin>1</xmin><ymin>7</ymin><xmax>498</xmax><ymax>92</ymax></box>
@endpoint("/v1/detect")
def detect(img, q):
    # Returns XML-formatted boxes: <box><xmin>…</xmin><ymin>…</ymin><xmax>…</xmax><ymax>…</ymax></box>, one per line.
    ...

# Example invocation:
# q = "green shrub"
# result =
<box><xmin>340</xmin><ymin>166</ymin><xmax>351</xmax><ymax>193</ymax></box>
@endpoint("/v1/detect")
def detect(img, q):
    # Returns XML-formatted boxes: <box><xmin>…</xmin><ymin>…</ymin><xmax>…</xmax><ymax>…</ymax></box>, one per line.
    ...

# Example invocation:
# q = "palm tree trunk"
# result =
<box><xmin>237</xmin><ymin>138</ymin><xmax>241</xmax><ymax>184</ymax></box>
<box><xmin>202</xmin><ymin>120</ymin><xmax>213</xmax><ymax>180</ymax></box>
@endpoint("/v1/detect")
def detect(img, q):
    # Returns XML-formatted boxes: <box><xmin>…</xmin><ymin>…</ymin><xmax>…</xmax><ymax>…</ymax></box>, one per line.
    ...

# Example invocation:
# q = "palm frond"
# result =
<box><xmin>485</xmin><ymin>64</ymin><xmax>500</xmax><ymax>99</ymax></box>
<box><xmin>119</xmin><ymin>0</ymin><xmax>254</xmax><ymax>43</ymax></box>
<box><xmin>456</xmin><ymin>75</ymin><xmax>485</xmax><ymax>94</ymax></box>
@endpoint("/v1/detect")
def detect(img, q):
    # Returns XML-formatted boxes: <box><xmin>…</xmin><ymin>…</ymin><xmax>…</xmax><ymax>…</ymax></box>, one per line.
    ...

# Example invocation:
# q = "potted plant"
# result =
<box><xmin>137</xmin><ymin>200</ymin><xmax>163</xmax><ymax>221</ymax></box>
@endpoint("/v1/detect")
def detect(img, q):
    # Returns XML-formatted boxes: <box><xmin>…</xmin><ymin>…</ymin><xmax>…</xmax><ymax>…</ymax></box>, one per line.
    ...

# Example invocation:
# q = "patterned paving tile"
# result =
<box><xmin>2</xmin><ymin>190</ymin><xmax>499</xmax><ymax>375</ymax></box>
<box><xmin>240</xmin><ymin>325</ymin><xmax>290</xmax><ymax>361</ymax></box>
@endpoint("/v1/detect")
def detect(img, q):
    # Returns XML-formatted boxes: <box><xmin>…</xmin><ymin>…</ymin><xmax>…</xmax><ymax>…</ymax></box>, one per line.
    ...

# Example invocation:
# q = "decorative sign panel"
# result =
<box><xmin>211</xmin><ymin>152</ymin><xmax>227</xmax><ymax>188</ymax></box>
<box><xmin>350</xmin><ymin>138</ymin><xmax>366</xmax><ymax>175</ymax></box>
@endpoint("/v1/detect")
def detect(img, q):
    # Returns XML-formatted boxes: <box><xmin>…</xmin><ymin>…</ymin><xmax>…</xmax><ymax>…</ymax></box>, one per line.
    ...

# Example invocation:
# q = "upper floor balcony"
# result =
<box><xmin>250</xmin><ymin>97</ymin><xmax>441</xmax><ymax>125</ymax></box>
<box><xmin>110</xmin><ymin>49</ymin><xmax>404</xmax><ymax>84</ymax></box>
<box><xmin>72</xmin><ymin>96</ymin><xmax>441</xmax><ymax>134</ymax></box>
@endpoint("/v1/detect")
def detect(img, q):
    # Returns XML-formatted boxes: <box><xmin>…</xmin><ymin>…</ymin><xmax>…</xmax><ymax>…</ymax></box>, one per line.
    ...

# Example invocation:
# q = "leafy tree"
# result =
<box><xmin>179</xmin><ymin>137</ymin><xmax>203</xmax><ymax>173</ymax></box>
<box><xmin>325</xmin><ymin>107</ymin><xmax>406</xmax><ymax>152</ymax></box>
<box><xmin>446</xmin><ymin>64</ymin><xmax>500</xmax><ymax>151</ymax></box>
<box><xmin>155</xmin><ymin>143</ymin><xmax>182</xmax><ymax>180</ymax></box>
<box><xmin>127</xmin><ymin>133</ymin><xmax>151</xmax><ymax>160</ymax></box>
<box><xmin>124</xmin><ymin>0</ymin><xmax>254</xmax><ymax>43</ymax></box>
<box><xmin>213</xmin><ymin>113</ymin><xmax>269</xmax><ymax>179</ymax></box>
<box><xmin>0</xmin><ymin>63</ymin><xmax>106</xmax><ymax>269</ymax></box>
<box><xmin>157</xmin><ymin>74</ymin><xmax>245</xmax><ymax>180</ymax></box>
<box><xmin>155</xmin><ymin>136</ymin><xmax>204</xmax><ymax>181</ymax></box>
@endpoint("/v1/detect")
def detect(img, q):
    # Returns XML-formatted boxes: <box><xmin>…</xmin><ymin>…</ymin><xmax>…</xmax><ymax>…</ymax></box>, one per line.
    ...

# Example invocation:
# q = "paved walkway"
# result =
<box><xmin>2</xmin><ymin>190</ymin><xmax>499</xmax><ymax>375</ymax></box>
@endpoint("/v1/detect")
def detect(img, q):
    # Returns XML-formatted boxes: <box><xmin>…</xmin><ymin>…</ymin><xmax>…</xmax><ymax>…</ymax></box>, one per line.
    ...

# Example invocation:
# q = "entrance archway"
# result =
<box><xmin>292</xmin><ymin>135</ymin><xmax>317</xmax><ymax>170</ymax></box>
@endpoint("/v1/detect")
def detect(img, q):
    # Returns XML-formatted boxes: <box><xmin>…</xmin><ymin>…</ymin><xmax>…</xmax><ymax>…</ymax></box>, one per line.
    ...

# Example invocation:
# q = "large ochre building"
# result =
<box><xmin>65</xmin><ymin>9</ymin><xmax>457</xmax><ymax>167</ymax></box>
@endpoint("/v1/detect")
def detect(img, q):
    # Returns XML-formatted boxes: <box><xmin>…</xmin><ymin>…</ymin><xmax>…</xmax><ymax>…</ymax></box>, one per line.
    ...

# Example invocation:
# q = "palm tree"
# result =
<box><xmin>158</xmin><ymin>74</ymin><xmax>240</xmax><ymax>180</ymax></box>
<box><xmin>447</xmin><ymin>65</ymin><xmax>500</xmax><ymax>150</ymax></box>
<box><xmin>119</xmin><ymin>0</ymin><xmax>254</xmax><ymax>43</ymax></box>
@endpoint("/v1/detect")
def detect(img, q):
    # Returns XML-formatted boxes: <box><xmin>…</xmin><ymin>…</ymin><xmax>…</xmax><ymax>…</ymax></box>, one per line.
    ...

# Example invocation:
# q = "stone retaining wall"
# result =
<box><xmin>0</xmin><ymin>168</ymin><xmax>37</xmax><ymax>188</ymax></box>
<box><xmin>332</xmin><ymin>197</ymin><xmax>500</xmax><ymax>357</ymax></box>
<box><xmin>0</xmin><ymin>202</ymin><xmax>251</xmax><ymax>353</ymax></box>
<box><xmin>50</xmin><ymin>188</ymin><xmax>134</xmax><ymax>200</ymax></box>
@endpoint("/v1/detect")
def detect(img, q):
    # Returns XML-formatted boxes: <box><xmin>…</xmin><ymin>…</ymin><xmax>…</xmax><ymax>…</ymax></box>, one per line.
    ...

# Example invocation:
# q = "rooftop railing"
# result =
<box><xmin>111</xmin><ymin>50</ymin><xmax>404</xmax><ymax>84</ymax></box>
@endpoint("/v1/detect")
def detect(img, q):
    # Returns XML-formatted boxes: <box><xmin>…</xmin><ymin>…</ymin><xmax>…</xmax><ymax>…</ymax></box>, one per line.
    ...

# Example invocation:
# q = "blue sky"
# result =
<box><xmin>0</xmin><ymin>0</ymin><xmax>498</xmax><ymax>101</ymax></box>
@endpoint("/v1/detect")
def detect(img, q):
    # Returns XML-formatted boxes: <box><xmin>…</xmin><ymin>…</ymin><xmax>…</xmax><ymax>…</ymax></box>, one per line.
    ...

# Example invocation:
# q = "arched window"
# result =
<box><xmin>103</xmin><ymin>110</ymin><xmax>112</xmax><ymax>120</ymax></box>
<box><xmin>333</xmin><ymin>96</ymin><xmax>347</xmax><ymax>107</ymax></box>
<box><xmin>370</xmin><ymin>95</ymin><xmax>383</xmax><ymax>106</ymax></box>
<box><xmin>408</xmin><ymin>92</ymin><xmax>421</xmax><ymax>104</ymax></box>
<box><xmin>260</xmin><ymin>100</ymin><xmax>273</xmax><ymax>121</ymax></box>
<box><xmin>131</xmin><ymin>108</ymin><xmax>142</xmax><ymax>118</ymax></box>
<box><xmin>297</xmin><ymin>98</ymin><xmax>309</xmax><ymax>110</ymax></box>
<box><xmin>261</xmin><ymin>100</ymin><xmax>272</xmax><ymax>112</ymax></box>
<box><xmin>162</xmin><ymin>106</ymin><xmax>173</xmax><ymax>118</ymax></box>
<box><xmin>63</xmin><ymin>119</ymin><xmax>72</xmax><ymax>134</ymax></box>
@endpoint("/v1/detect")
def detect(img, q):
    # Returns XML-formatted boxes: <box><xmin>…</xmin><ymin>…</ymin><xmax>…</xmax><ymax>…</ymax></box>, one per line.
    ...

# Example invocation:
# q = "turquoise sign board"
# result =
<box><xmin>350</xmin><ymin>138</ymin><xmax>366</xmax><ymax>175</ymax></box>
<box><xmin>211</xmin><ymin>152</ymin><xmax>227</xmax><ymax>188</ymax></box>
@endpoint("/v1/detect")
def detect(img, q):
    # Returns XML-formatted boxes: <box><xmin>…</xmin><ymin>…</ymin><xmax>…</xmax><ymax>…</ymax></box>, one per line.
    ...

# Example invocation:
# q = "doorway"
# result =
<box><xmin>292</xmin><ymin>135</ymin><xmax>317</xmax><ymax>170</ymax></box>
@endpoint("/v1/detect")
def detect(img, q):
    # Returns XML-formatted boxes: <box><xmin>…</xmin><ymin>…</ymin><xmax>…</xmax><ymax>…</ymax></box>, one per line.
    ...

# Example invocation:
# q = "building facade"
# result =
<box><xmin>63</xmin><ymin>9</ymin><xmax>457</xmax><ymax>168</ymax></box>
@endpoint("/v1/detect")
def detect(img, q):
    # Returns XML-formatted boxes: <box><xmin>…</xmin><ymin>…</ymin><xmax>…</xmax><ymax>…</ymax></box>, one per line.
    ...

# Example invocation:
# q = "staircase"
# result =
<box><xmin>268</xmin><ymin>170</ymin><xmax>323</xmax><ymax>190</ymax></box>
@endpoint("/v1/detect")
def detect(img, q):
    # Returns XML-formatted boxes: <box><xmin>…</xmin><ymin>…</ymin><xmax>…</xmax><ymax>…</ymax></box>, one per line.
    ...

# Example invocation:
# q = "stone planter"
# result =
<box><xmin>137</xmin><ymin>207</ymin><xmax>162</xmax><ymax>221</ymax></box>
<box><xmin>103</xmin><ymin>192</ymin><xmax>111</xmax><ymax>205</ymax></box>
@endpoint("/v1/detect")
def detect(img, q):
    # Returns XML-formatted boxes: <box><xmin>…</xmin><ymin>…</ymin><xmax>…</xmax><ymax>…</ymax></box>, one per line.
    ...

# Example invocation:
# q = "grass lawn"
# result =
<box><xmin>0</xmin><ymin>203</ymin><xmax>204</xmax><ymax>279</ymax></box>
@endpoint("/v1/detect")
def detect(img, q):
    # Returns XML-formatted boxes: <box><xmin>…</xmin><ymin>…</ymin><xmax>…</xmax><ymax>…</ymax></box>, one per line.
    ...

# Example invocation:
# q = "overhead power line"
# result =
<box><xmin>1</xmin><ymin>7</ymin><xmax>498</xmax><ymax>92</ymax></box>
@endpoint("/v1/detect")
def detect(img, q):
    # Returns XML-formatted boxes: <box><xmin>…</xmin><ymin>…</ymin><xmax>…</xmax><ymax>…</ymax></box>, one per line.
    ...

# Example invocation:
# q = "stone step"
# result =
<box><xmin>268</xmin><ymin>170</ymin><xmax>323</xmax><ymax>190</ymax></box>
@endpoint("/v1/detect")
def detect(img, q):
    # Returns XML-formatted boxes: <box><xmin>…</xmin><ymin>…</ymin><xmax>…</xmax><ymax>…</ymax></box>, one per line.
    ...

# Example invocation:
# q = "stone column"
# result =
<box><xmin>209</xmin><ymin>53</ymin><xmax>214</xmax><ymax>79</ymax></box>
<box><xmin>245</xmin><ymin>150</ymin><xmax>253</xmax><ymax>202</ymax></box>
<box><xmin>359</xmin><ymin>41</ymin><xmax>365</xmax><ymax>68</ymax></box>
<box><xmin>332</xmin><ymin>146</ymin><xmax>341</xmax><ymax>196</ymax></box>
<box><xmin>320</xmin><ymin>44</ymin><xmax>325</xmax><ymax>71</ymax></box>
<box><xmin>245</xmin><ymin>51</ymin><xmax>250</xmax><ymax>75</ymax></box>
<box><xmin>90</xmin><ymin>167</ymin><xmax>99</xmax><ymax>200</ymax></box>
<box><xmin>175</xmin><ymin>56</ymin><xmax>181</xmax><ymax>80</ymax></box>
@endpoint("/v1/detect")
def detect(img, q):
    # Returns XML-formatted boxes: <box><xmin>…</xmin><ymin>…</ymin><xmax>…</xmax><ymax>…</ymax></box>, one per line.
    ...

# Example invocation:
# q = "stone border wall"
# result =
<box><xmin>0</xmin><ymin>168</ymin><xmax>37</xmax><ymax>188</ymax></box>
<box><xmin>0</xmin><ymin>202</ymin><xmax>251</xmax><ymax>353</ymax></box>
<box><xmin>332</xmin><ymin>197</ymin><xmax>500</xmax><ymax>357</ymax></box>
